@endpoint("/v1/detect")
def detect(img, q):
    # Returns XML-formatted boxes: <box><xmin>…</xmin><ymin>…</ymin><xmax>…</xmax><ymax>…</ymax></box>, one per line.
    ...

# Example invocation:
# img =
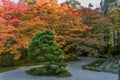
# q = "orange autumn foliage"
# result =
<box><xmin>19</xmin><ymin>1</ymin><xmax>96</xmax><ymax>58</ymax></box>
<box><xmin>0</xmin><ymin>24</ymin><xmax>21</xmax><ymax>59</ymax></box>
<box><xmin>0</xmin><ymin>0</ymin><xmax>93</xmax><ymax>60</ymax></box>
<box><xmin>20</xmin><ymin>0</ymin><xmax>91</xmax><ymax>49</ymax></box>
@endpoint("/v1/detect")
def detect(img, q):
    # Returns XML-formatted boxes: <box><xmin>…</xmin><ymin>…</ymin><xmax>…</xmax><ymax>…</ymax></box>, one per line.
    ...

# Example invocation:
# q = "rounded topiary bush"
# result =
<box><xmin>27</xmin><ymin>30</ymin><xmax>70</xmax><ymax>77</ymax></box>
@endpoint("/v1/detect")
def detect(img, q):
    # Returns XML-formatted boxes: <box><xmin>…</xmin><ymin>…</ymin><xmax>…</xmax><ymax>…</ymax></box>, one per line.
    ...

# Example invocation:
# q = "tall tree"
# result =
<box><xmin>28</xmin><ymin>30</ymin><xmax>67</xmax><ymax>73</ymax></box>
<box><xmin>100</xmin><ymin>0</ymin><xmax>118</xmax><ymax>16</ymax></box>
<box><xmin>62</xmin><ymin>0</ymin><xmax>82</xmax><ymax>9</ymax></box>
<box><xmin>108</xmin><ymin>7</ymin><xmax>120</xmax><ymax>54</ymax></box>
<box><xmin>77</xmin><ymin>8</ymin><xmax>113</xmax><ymax>55</ymax></box>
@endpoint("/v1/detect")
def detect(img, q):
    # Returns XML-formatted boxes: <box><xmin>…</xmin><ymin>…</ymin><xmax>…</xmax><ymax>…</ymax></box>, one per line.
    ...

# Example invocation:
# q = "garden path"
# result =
<box><xmin>0</xmin><ymin>57</ymin><xmax>118</xmax><ymax>80</ymax></box>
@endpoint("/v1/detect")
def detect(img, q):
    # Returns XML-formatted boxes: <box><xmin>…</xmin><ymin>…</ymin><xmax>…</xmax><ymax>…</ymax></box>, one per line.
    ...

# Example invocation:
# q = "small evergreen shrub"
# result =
<box><xmin>27</xmin><ymin>30</ymin><xmax>68</xmax><ymax>76</ymax></box>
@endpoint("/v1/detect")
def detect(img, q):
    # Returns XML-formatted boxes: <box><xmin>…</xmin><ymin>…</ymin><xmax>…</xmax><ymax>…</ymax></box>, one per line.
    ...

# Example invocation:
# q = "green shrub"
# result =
<box><xmin>114</xmin><ymin>54</ymin><xmax>120</xmax><ymax>59</ymax></box>
<box><xmin>98</xmin><ymin>54</ymin><xmax>109</xmax><ymax>58</ymax></box>
<box><xmin>0</xmin><ymin>66</ymin><xmax>17</xmax><ymax>73</ymax></box>
<box><xmin>26</xmin><ymin>67</ymin><xmax>71</xmax><ymax>77</ymax></box>
<box><xmin>94</xmin><ymin>60</ymin><xmax>105</xmax><ymax>67</ymax></box>
<box><xmin>82</xmin><ymin>60</ymin><xmax>105</xmax><ymax>71</ymax></box>
<box><xmin>57</xmin><ymin>70</ymin><xmax>72</xmax><ymax>77</ymax></box>
<box><xmin>34</xmin><ymin>68</ymin><xmax>42</xmax><ymax>75</ymax></box>
<box><xmin>0</xmin><ymin>54</ymin><xmax>15</xmax><ymax>67</ymax></box>
<box><xmin>65</xmin><ymin>54</ymin><xmax>80</xmax><ymax>61</ymax></box>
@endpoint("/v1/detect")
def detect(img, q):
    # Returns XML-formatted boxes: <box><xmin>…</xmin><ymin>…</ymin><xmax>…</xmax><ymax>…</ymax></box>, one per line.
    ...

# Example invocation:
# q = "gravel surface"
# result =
<box><xmin>0</xmin><ymin>57</ymin><xmax>118</xmax><ymax>80</ymax></box>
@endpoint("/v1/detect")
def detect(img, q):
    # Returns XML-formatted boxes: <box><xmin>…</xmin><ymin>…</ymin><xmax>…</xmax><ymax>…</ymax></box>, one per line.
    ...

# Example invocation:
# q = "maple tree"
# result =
<box><xmin>0</xmin><ymin>0</ymin><xmax>29</xmax><ymax>60</ymax></box>
<box><xmin>76</xmin><ymin>8</ymin><xmax>113</xmax><ymax>55</ymax></box>
<box><xmin>19</xmin><ymin>0</ymin><xmax>93</xmax><ymax>57</ymax></box>
<box><xmin>0</xmin><ymin>23</ymin><xmax>21</xmax><ymax>60</ymax></box>
<box><xmin>0</xmin><ymin>23</ymin><xmax>31</xmax><ymax>60</ymax></box>
<box><xmin>0</xmin><ymin>0</ymin><xmax>27</xmax><ymax>26</ymax></box>
<box><xmin>100</xmin><ymin>0</ymin><xmax>118</xmax><ymax>16</ymax></box>
<box><xmin>0</xmin><ymin>0</ymin><xmax>101</xmax><ymax>61</ymax></box>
